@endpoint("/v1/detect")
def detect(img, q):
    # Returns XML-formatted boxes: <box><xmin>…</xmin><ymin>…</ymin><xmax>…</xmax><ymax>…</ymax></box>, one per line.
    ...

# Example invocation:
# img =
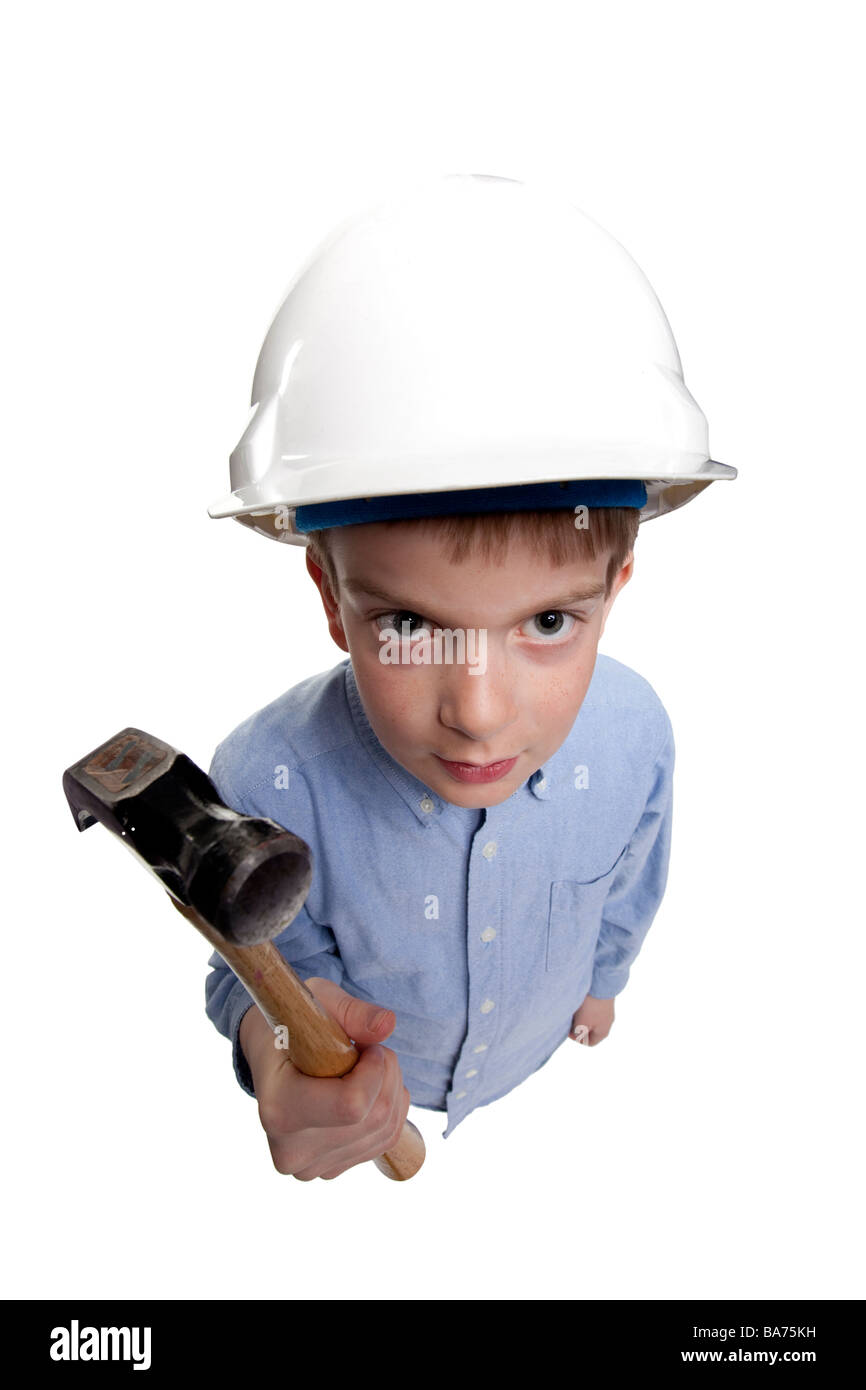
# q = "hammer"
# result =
<box><xmin>62</xmin><ymin>727</ymin><xmax>425</xmax><ymax>1181</ymax></box>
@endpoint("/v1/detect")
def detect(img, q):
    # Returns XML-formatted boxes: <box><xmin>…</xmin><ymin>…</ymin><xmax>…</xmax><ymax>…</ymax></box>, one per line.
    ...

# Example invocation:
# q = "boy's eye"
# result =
<box><xmin>375</xmin><ymin>610</ymin><xmax>432</xmax><ymax>637</ymax></box>
<box><xmin>522</xmin><ymin>610</ymin><xmax>578</xmax><ymax>642</ymax></box>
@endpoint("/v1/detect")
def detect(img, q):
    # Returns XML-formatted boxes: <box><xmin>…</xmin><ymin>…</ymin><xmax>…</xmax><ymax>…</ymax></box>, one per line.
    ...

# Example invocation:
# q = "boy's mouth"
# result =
<box><xmin>433</xmin><ymin>754</ymin><xmax>518</xmax><ymax>785</ymax></box>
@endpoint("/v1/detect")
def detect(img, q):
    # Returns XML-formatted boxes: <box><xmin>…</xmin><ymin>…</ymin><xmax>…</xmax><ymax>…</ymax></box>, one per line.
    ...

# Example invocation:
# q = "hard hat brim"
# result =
<box><xmin>208</xmin><ymin>459</ymin><xmax>736</xmax><ymax>542</ymax></box>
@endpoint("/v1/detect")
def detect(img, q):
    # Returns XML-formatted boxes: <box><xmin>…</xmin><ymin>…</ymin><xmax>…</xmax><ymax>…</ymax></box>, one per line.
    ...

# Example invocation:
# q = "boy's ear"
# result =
<box><xmin>598</xmin><ymin>552</ymin><xmax>634</xmax><ymax>638</ymax></box>
<box><xmin>305</xmin><ymin>551</ymin><xmax>349</xmax><ymax>653</ymax></box>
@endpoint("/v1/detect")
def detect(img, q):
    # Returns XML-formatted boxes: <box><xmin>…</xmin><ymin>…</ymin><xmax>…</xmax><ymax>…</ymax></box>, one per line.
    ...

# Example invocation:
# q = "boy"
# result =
<box><xmin>205</xmin><ymin>175</ymin><xmax>735</xmax><ymax>1180</ymax></box>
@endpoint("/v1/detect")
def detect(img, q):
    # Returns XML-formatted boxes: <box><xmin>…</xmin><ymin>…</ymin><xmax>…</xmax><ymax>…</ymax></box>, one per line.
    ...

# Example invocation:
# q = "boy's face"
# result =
<box><xmin>306</xmin><ymin>520</ymin><xmax>633</xmax><ymax>808</ymax></box>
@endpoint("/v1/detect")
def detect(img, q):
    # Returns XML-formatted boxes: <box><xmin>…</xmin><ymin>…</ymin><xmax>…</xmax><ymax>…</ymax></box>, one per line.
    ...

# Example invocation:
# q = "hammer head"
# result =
<box><xmin>63</xmin><ymin>728</ymin><xmax>313</xmax><ymax>946</ymax></box>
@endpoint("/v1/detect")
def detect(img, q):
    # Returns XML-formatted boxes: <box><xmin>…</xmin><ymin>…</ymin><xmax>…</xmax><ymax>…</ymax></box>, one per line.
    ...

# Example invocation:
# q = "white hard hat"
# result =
<box><xmin>210</xmin><ymin>173</ymin><xmax>735</xmax><ymax>544</ymax></box>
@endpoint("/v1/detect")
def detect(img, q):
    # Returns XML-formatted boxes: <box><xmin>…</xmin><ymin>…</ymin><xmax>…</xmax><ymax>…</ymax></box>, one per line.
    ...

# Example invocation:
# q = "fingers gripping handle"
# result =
<box><xmin>174</xmin><ymin>902</ymin><xmax>426</xmax><ymax>1181</ymax></box>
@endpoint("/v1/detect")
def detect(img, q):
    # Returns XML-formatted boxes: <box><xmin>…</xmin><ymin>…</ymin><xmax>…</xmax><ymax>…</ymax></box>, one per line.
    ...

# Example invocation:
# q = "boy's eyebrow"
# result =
<box><xmin>342</xmin><ymin>579</ymin><xmax>607</xmax><ymax>610</ymax></box>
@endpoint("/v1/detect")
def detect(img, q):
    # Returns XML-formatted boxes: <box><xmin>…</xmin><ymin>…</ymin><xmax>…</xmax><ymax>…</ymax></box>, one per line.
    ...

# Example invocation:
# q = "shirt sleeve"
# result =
<box><xmin>589</xmin><ymin>711</ymin><xmax>675</xmax><ymax>1000</ymax></box>
<box><xmin>203</xmin><ymin>746</ymin><xmax>345</xmax><ymax>1099</ymax></box>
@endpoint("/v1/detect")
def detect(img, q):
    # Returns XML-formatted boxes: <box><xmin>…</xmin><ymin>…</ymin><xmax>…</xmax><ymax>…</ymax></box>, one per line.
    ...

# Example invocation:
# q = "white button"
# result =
<box><xmin>419</xmin><ymin>797</ymin><xmax>434</xmax><ymax>813</ymax></box>
<box><xmin>480</xmin><ymin>998</ymin><xmax>495</xmax><ymax>1014</ymax></box>
<box><xmin>480</xmin><ymin>927</ymin><xmax>497</xmax><ymax>943</ymax></box>
<box><xmin>465</xmin><ymin>1068</ymin><xmax>478</xmax><ymax>1078</ymax></box>
<box><xmin>473</xmin><ymin>1044</ymin><xmax>488</xmax><ymax>1053</ymax></box>
<box><xmin>482</xmin><ymin>840</ymin><xmax>497</xmax><ymax>859</ymax></box>
<box><xmin>455</xmin><ymin>1090</ymin><xmax>467</xmax><ymax>1100</ymax></box>
<box><xmin>537</xmin><ymin>777</ymin><xmax>547</xmax><ymax>790</ymax></box>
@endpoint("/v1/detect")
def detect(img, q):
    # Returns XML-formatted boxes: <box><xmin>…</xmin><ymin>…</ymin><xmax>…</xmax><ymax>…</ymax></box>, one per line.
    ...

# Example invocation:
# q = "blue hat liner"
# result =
<box><xmin>294</xmin><ymin>479</ymin><xmax>648</xmax><ymax>532</ymax></box>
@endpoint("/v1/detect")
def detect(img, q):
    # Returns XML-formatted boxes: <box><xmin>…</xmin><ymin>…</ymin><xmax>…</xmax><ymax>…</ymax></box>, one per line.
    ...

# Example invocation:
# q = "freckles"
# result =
<box><xmin>388</xmin><ymin>696</ymin><xmax>414</xmax><ymax>731</ymax></box>
<box><xmin>534</xmin><ymin>670</ymin><xmax>571</xmax><ymax>710</ymax></box>
<box><xmin>368</xmin><ymin>670</ymin><xmax>424</xmax><ymax>732</ymax></box>
<box><xmin>536</xmin><ymin>663</ymin><xmax>591</xmax><ymax>720</ymax></box>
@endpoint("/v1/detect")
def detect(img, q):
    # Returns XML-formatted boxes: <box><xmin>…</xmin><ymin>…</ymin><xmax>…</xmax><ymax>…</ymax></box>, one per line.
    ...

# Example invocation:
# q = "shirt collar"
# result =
<box><xmin>343</xmin><ymin>659</ymin><xmax>552</xmax><ymax>823</ymax></box>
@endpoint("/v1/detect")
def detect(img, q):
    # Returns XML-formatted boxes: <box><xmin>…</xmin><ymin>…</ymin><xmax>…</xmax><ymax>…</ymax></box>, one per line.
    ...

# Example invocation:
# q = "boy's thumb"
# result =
<box><xmin>304</xmin><ymin>976</ymin><xmax>396</xmax><ymax>1045</ymax></box>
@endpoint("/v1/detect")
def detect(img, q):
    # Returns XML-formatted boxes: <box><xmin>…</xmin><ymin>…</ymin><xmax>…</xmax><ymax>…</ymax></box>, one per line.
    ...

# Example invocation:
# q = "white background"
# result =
<box><xmin>2</xmin><ymin>0</ymin><xmax>863</xmax><ymax>1302</ymax></box>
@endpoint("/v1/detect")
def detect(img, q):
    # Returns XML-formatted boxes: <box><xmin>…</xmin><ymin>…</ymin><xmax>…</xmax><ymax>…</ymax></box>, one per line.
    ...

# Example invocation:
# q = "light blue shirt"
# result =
<box><xmin>204</xmin><ymin>654</ymin><xmax>674</xmax><ymax>1137</ymax></box>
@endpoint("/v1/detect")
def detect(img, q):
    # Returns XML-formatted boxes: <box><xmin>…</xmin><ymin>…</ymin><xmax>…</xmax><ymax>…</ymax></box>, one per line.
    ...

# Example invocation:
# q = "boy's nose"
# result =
<box><xmin>437</xmin><ymin>663</ymin><xmax>519</xmax><ymax>747</ymax></box>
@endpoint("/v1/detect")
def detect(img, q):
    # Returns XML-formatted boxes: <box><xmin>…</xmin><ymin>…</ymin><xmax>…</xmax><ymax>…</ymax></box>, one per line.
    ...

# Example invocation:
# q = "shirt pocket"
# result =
<box><xmin>546</xmin><ymin>848</ymin><xmax>628</xmax><ymax>975</ymax></box>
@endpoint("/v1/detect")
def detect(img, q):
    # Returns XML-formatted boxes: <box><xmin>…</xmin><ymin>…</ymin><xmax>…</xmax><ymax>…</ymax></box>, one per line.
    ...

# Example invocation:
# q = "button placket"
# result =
<box><xmin>452</xmin><ymin>812</ymin><xmax>505</xmax><ymax>1111</ymax></box>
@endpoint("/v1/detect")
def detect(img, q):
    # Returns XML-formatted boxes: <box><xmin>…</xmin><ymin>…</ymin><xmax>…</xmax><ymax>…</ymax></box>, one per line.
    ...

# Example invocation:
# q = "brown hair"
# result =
<box><xmin>305</xmin><ymin>507</ymin><xmax>640</xmax><ymax>603</ymax></box>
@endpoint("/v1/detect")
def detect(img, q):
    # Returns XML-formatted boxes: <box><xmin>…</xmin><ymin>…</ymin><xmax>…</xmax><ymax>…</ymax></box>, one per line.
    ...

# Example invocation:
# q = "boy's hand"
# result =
<box><xmin>570</xmin><ymin>994</ymin><xmax>615</xmax><ymax>1046</ymax></box>
<box><xmin>238</xmin><ymin>977</ymin><xmax>411</xmax><ymax>1181</ymax></box>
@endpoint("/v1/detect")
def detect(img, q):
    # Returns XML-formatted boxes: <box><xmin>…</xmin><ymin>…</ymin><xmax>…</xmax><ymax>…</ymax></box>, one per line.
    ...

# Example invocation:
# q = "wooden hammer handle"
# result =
<box><xmin>176</xmin><ymin>902</ymin><xmax>425</xmax><ymax>1181</ymax></box>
